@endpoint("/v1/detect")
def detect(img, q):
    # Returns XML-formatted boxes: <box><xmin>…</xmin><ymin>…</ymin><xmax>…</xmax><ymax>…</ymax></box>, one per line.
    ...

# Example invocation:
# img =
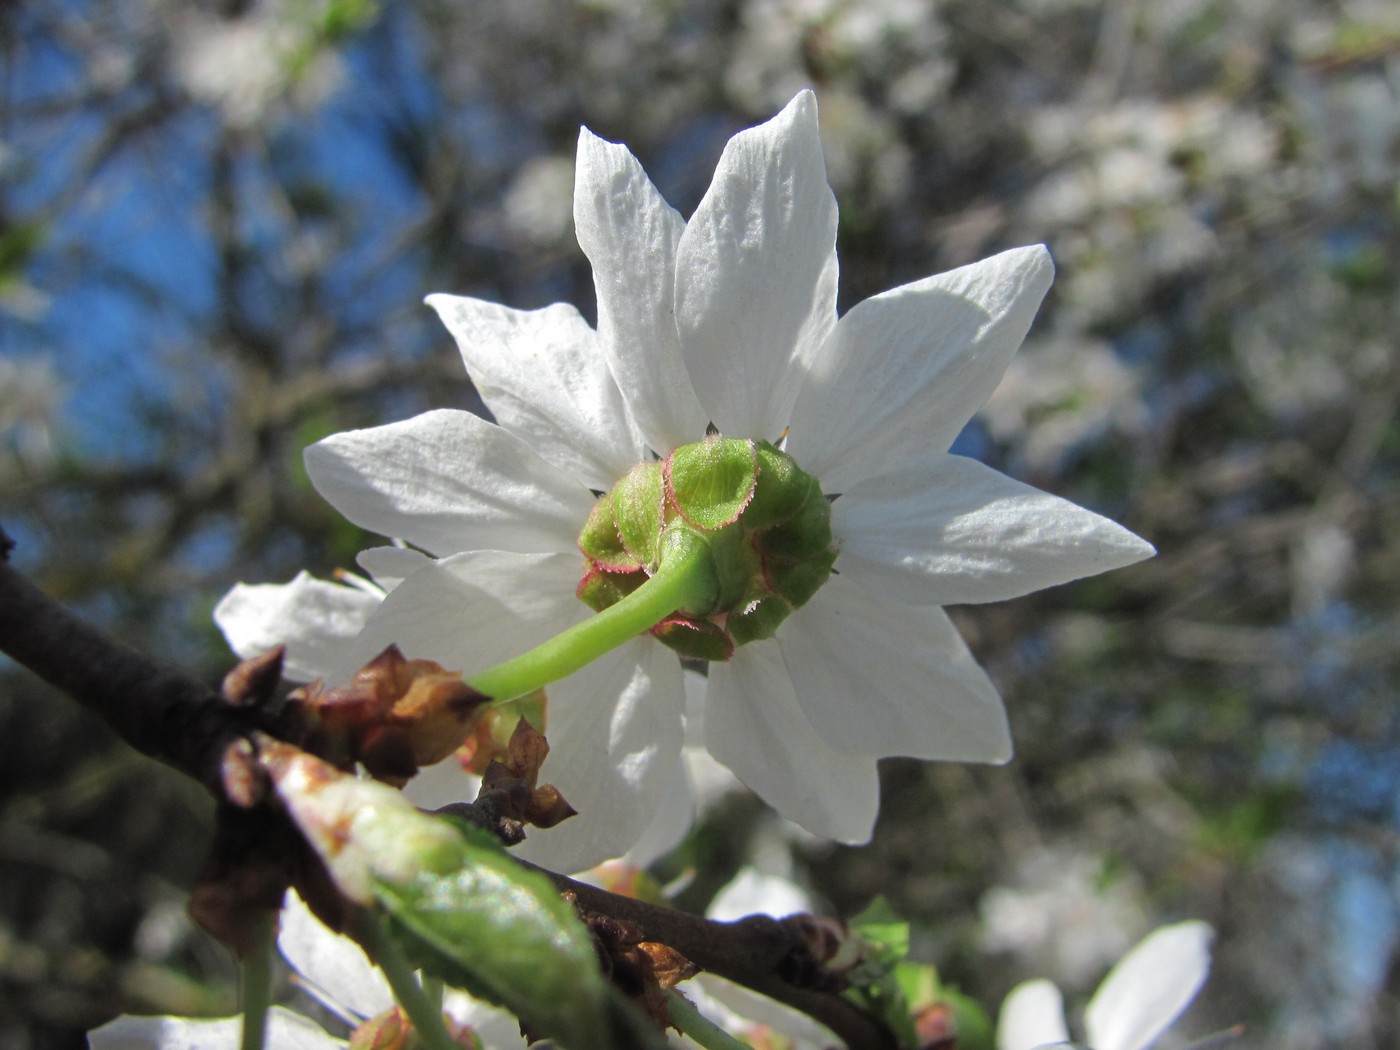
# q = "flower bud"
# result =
<box><xmin>259</xmin><ymin>741</ymin><xmax>466</xmax><ymax>903</ymax></box>
<box><xmin>577</xmin><ymin>437</ymin><xmax>836</xmax><ymax>659</ymax></box>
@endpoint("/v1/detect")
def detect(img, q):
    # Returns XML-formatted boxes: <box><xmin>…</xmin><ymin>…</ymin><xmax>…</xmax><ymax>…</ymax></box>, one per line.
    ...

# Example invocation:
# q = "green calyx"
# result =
<box><xmin>578</xmin><ymin>436</ymin><xmax>836</xmax><ymax>660</ymax></box>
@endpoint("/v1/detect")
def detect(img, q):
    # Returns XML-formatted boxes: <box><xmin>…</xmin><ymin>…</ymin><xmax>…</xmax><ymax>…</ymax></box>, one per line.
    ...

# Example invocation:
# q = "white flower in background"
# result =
<box><xmin>89</xmin><ymin>892</ymin><xmax>525</xmax><ymax>1050</ymax></box>
<box><xmin>503</xmin><ymin>154</ymin><xmax>578</xmax><ymax>247</ymax></box>
<box><xmin>981</xmin><ymin>336</ymin><xmax>1144</xmax><ymax>473</ymax></box>
<box><xmin>980</xmin><ymin>848</ymin><xmax>1146</xmax><ymax>988</ymax></box>
<box><xmin>173</xmin><ymin>2</ymin><xmax>346</xmax><ymax>130</ymax></box>
<box><xmin>220</xmin><ymin>90</ymin><xmax>1153</xmax><ymax>875</ymax></box>
<box><xmin>997</xmin><ymin>921</ymin><xmax>1213</xmax><ymax>1050</ymax></box>
<box><xmin>673</xmin><ymin>868</ymin><xmax>838</xmax><ymax>1050</ymax></box>
<box><xmin>0</xmin><ymin>355</ymin><xmax>64</xmax><ymax>476</ymax></box>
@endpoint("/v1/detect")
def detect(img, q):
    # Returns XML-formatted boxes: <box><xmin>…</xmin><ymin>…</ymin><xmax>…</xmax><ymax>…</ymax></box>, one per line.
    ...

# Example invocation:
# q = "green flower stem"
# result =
<box><xmin>352</xmin><ymin>909</ymin><xmax>460</xmax><ymax>1050</ymax></box>
<box><xmin>238</xmin><ymin>915</ymin><xmax>274</xmax><ymax>1050</ymax></box>
<box><xmin>665</xmin><ymin>990</ymin><xmax>755</xmax><ymax>1050</ymax></box>
<box><xmin>465</xmin><ymin>553</ymin><xmax>713</xmax><ymax>703</ymax></box>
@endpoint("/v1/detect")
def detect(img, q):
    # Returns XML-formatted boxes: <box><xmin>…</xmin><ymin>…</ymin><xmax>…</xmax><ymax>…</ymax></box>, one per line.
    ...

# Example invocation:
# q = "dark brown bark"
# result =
<box><xmin>529</xmin><ymin>863</ymin><xmax>901</xmax><ymax>1050</ymax></box>
<box><xmin>0</xmin><ymin>525</ymin><xmax>259</xmax><ymax>799</ymax></box>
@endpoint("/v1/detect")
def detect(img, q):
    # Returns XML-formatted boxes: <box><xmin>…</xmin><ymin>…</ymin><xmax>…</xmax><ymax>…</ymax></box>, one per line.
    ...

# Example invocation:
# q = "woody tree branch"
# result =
<box><xmin>0</xmin><ymin>523</ymin><xmax>900</xmax><ymax>1049</ymax></box>
<box><xmin>0</xmin><ymin>524</ymin><xmax>265</xmax><ymax>800</ymax></box>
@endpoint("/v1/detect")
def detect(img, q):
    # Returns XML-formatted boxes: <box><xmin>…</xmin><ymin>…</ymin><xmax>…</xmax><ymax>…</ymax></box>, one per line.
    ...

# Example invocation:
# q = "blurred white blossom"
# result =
<box><xmin>997</xmin><ymin>920</ymin><xmax>1214</xmax><ymax>1050</ymax></box>
<box><xmin>173</xmin><ymin>1</ymin><xmax>354</xmax><ymax>128</ymax></box>
<box><xmin>983</xmin><ymin>336</ymin><xmax>1145</xmax><ymax>471</ymax></box>
<box><xmin>981</xmin><ymin>847</ymin><xmax>1147</xmax><ymax>986</ymax></box>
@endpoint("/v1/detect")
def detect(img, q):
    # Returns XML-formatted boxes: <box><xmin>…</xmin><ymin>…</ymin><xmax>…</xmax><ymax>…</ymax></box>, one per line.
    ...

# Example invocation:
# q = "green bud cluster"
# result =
<box><xmin>577</xmin><ymin>436</ymin><xmax>837</xmax><ymax>660</ymax></box>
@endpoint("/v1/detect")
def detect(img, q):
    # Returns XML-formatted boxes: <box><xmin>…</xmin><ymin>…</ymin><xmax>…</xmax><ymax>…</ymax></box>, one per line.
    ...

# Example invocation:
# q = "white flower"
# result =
<box><xmin>88</xmin><ymin>892</ymin><xmax>526</xmax><ymax>1050</ymax></box>
<box><xmin>997</xmin><ymin>921</ymin><xmax>1214</xmax><ymax>1050</ymax></box>
<box><xmin>218</xmin><ymin>90</ymin><xmax>1153</xmax><ymax>874</ymax></box>
<box><xmin>668</xmin><ymin>867</ymin><xmax>838</xmax><ymax>1050</ymax></box>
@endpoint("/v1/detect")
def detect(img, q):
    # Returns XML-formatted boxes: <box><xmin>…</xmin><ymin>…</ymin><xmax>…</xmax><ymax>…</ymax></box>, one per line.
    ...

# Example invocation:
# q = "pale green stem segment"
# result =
<box><xmin>465</xmin><ymin>554</ymin><xmax>713</xmax><ymax>703</ymax></box>
<box><xmin>665</xmin><ymin>990</ymin><xmax>755</xmax><ymax>1050</ymax></box>
<box><xmin>238</xmin><ymin>915</ymin><xmax>274</xmax><ymax>1050</ymax></box>
<box><xmin>352</xmin><ymin>910</ymin><xmax>461</xmax><ymax>1050</ymax></box>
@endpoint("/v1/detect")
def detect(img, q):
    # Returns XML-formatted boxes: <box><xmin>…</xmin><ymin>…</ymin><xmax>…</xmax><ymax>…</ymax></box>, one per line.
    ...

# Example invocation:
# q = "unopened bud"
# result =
<box><xmin>259</xmin><ymin>741</ymin><xmax>465</xmax><ymax>902</ymax></box>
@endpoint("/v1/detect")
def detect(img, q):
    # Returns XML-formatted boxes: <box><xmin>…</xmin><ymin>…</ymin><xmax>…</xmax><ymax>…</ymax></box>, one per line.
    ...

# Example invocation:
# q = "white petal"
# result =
<box><xmin>707</xmin><ymin>868</ymin><xmax>811</xmax><ymax>922</ymax></box>
<box><xmin>402</xmin><ymin>755</ymin><xmax>481</xmax><ymax>810</ymax></box>
<box><xmin>341</xmin><ymin>550</ymin><xmax>587</xmax><ymax>679</ymax></box>
<box><xmin>355</xmin><ymin>545</ymin><xmax>431</xmax><ymax>591</ymax></box>
<box><xmin>1085</xmin><ymin>921</ymin><xmax>1213</xmax><ymax>1050</ymax></box>
<box><xmin>778</xmin><ymin>576</ymin><xmax>1012</xmax><ymax>762</ymax></box>
<box><xmin>674</xmin><ymin>91</ymin><xmax>839</xmax><ymax>440</ymax></box>
<box><xmin>677</xmin><ymin>671</ymin><xmax>746</xmax><ymax>812</ymax></box>
<box><xmin>426</xmin><ymin>296</ymin><xmax>645</xmax><ymax>488</ymax></box>
<box><xmin>213</xmin><ymin>571</ymin><xmax>379</xmax><ymax>683</ymax></box>
<box><xmin>623</xmin><ymin>758</ymin><xmax>694</xmax><ymax>868</ymax></box>
<box><xmin>997</xmin><ymin>980</ymin><xmax>1071</xmax><ymax>1050</ymax></box>
<box><xmin>89</xmin><ymin>1009</ymin><xmax>340</xmax><ymax>1050</ymax></box>
<box><xmin>304</xmin><ymin>409</ymin><xmax>594</xmax><ymax>557</ymax></box>
<box><xmin>443</xmin><ymin>991</ymin><xmax>529</xmax><ymax>1048</ymax></box>
<box><xmin>348</xmin><ymin>550</ymin><xmax>687</xmax><ymax>873</ymax></box>
<box><xmin>278</xmin><ymin>891</ymin><xmax>393</xmax><ymax>1019</ymax></box>
<box><xmin>832</xmin><ymin>454</ymin><xmax>1156</xmax><ymax>606</ymax></box>
<box><xmin>574</xmin><ymin>128</ymin><xmax>708</xmax><ymax>455</ymax></box>
<box><xmin>514</xmin><ymin>639</ymin><xmax>685</xmax><ymax>873</ymax></box>
<box><xmin>691</xmin><ymin>973</ymin><xmax>840</xmax><ymax>1049</ymax></box>
<box><xmin>786</xmin><ymin>246</ymin><xmax>1054</xmax><ymax>492</ymax></box>
<box><xmin>706</xmin><ymin>642</ymin><xmax>878</xmax><ymax>842</ymax></box>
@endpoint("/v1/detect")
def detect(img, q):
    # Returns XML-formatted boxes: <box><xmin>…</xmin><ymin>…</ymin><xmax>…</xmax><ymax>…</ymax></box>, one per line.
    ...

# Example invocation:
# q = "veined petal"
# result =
<box><xmin>786</xmin><ymin>245</ymin><xmax>1054</xmax><ymax>492</ymax></box>
<box><xmin>442</xmin><ymin>993</ymin><xmax>530</xmax><ymax>1049</ymax></box>
<box><xmin>341</xmin><ymin>551</ymin><xmax>686</xmax><ymax>874</ymax></box>
<box><xmin>832</xmin><ymin>454</ymin><xmax>1156</xmax><ymax>606</ymax></box>
<box><xmin>706</xmin><ymin>642</ymin><xmax>878</xmax><ymax>843</ymax></box>
<box><xmin>278</xmin><ymin>891</ymin><xmax>393</xmax><ymax>1020</ymax></box>
<box><xmin>426</xmin><ymin>296</ymin><xmax>646</xmax><ymax>488</ymax></box>
<box><xmin>1085</xmin><ymin>921</ymin><xmax>1213</xmax><ymax>1050</ymax></box>
<box><xmin>623</xmin><ymin>759</ymin><xmax>693</xmax><ymax>868</ymax></box>
<box><xmin>340</xmin><ymin>549</ymin><xmax>587</xmax><ymax>680</ymax></box>
<box><xmin>304</xmin><ymin>409</ymin><xmax>595</xmax><ymax>558</ymax></box>
<box><xmin>574</xmin><ymin>128</ymin><xmax>708</xmax><ymax>455</ymax></box>
<box><xmin>88</xmin><ymin>1008</ymin><xmax>340</xmax><ymax>1050</ymax></box>
<box><xmin>778</xmin><ymin>576</ymin><xmax>1012</xmax><ymax>762</ymax></box>
<box><xmin>691</xmin><ymin>973</ymin><xmax>841</xmax><ymax>1050</ymax></box>
<box><xmin>213</xmin><ymin>571</ymin><xmax>379</xmax><ymax>683</ymax></box>
<box><xmin>355</xmin><ymin>544</ymin><xmax>432</xmax><ymax>591</ymax></box>
<box><xmin>675</xmin><ymin>90</ymin><xmax>839</xmax><ymax>440</ymax></box>
<box><xmin>997</xmin><ymin>980</ymin><xmax>1071</xmax><ymax>1050</ymax></box>
<box><xmin>514</xmin><ymin>638</ymin><xmax>685</xmax><ymax>874</ymax></box>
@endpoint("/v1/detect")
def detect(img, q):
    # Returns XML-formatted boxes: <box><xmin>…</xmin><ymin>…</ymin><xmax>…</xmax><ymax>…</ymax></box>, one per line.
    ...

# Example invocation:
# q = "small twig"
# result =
<box><xmin>666</xmin><ymin>990</ymin><xmax>755</xmax><ymax>1050</ymax></box>
<box><xmin>350</xmin><ymin>910</ymin><xmax>462</xmax><ymax>1050</ymax></box>
<box><xmin>524</xmin><ymin>863</ymin><xmax>900</xmax><ymax>1050</ymax></box>
<box><xmin>238</xmin><ymin>913</ymin><xmax>274</xmax><ymax>1050</ymax></box>
<box><xmin>0</xmin><ymin>526</ymin><xmax>262</xmax><ymax>799</ymax></box>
